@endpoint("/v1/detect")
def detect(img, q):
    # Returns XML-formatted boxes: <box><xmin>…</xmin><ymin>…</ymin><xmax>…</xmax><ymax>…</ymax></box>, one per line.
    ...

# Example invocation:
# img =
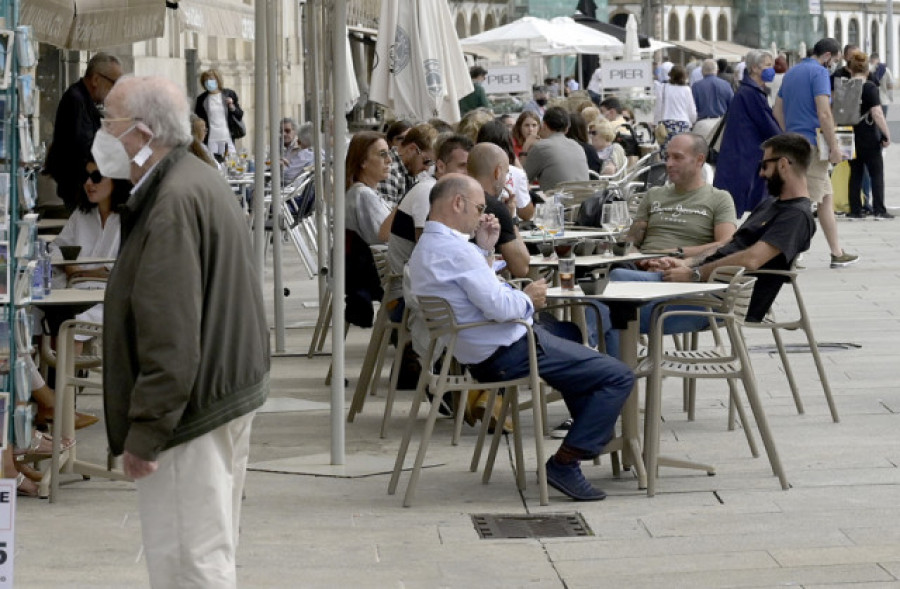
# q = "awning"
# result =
<box><xmin>21</xmin><ymin>0</ymin><xmax>254</xmax><ymax>50</ymax></box>
<box><xmin>22</xmin><ymin>0</ymin><xmax>167</xmax><ymax>50</ymax></box>
<box><xmin>175</xmin><ymin>0</ymin><xmax>255</xmax><ymax>40</ymax></box>
<box><xmin>667</xmin><ymin>39</ymin><xmax>758</xmax><ymax>61</ymax></box>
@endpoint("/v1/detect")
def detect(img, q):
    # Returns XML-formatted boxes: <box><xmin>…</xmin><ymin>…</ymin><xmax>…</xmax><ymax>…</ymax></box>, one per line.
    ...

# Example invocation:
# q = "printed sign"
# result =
<box><xmin>482</xmin><ymin>65</ymin><xmax>531</xmax><ymax>94</ymax></box>
<box><xmin>0</xmin><ymin>478</ymin><xmax>14</xmax><ymax>588</ymax></box>
<box><xmin>599</xmin><ymin>61</ymin><xmax>653</xmax><ymax>88</ymax></box>
<box><xmin>809</xmin><ymin>0</ymin><xmax>821</xmax><ymax>16</ymax></box>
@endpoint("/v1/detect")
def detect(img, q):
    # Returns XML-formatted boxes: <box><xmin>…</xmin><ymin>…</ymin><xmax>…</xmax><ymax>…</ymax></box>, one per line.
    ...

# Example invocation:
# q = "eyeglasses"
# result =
<box><xmin>375</xmin><ymin>149</ymin><xmax>391</xmax><ymax>160</ymax></box>
<box><xmin>461</xmin><ymin>195</ymin><xmax>486</xmax><ymax>214</ymax></box>
<box><xmin>97</xmin><ymin>72</ymin><xmax>118</xmax><ymax>85</ymax></box>
<box><xmin>758</xmin><ymin>156</ymin><xmax>792</xmax><ymax>172</ymax></box>
<box><xmin>101</xmin><ymin>116</ymin><xmax>140</xmax><ymax>130</ymax></box>
<box><xmin>415</xmin><ymin>146</ymin><xmax>434</xmax><ymax>167</ymax></box>
<box><xmin>86</xmin><ymin>170</ymin><xmax>105</xmax><ymax>184</ymax></box>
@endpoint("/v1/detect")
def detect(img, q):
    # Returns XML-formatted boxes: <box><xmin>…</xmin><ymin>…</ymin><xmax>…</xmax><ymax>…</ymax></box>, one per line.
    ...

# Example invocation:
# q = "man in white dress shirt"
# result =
<box><xmin>407</xmin><ymin>173</ymin><xmax>633</xmax><ymax>501</ymax></box>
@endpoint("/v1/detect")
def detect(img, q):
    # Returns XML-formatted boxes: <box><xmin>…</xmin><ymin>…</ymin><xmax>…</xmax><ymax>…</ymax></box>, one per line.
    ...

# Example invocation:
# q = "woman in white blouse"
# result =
<box><xmin>50</xmin><ymin>160</ymin><xmax>130</xmax><ymax>329</ymax></box>
<box><xmin>193</xmin><ymin>69</ymin><xmax>244</xmax><ymax>158</ymax></box>
<box><xmin>654</xmin><ymin>65</ymin><xmax>697</xmax><ymax>157</ymax></box>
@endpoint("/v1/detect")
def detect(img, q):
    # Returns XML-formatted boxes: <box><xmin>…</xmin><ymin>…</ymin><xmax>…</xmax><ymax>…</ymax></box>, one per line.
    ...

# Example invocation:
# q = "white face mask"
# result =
<box><xmin>91</xmin><ymin>128</ymin><xmax>132</xmax><ymax>179</ymax></box>
<box><xmin>91</xmin><ymin>125</ymin><xmax>155</xmax><ymax>179</ymax></box>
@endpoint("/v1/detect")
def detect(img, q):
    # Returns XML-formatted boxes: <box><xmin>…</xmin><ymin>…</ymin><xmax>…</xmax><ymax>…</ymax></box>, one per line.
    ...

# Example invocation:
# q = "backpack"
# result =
<box><xmin>575</xmin><ymin>185</ymin><xmax>625</xmax><ymax>227</ymax></box>
<box><xmin>831</xmin><ymin>77</ymin><xmax>865</xmax><ymax>126</ymax></box>
<box><xmin>614</xmin><ymin>123</ymin><xmax>641</xmax><ymax>157</ymax></box>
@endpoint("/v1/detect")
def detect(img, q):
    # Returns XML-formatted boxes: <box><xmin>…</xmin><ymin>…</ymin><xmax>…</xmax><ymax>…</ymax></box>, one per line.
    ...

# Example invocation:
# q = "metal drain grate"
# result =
<box><xmin>471</xmin><ymin>513</ymin><xmax>593</xmax><ymax>539</ymax></box>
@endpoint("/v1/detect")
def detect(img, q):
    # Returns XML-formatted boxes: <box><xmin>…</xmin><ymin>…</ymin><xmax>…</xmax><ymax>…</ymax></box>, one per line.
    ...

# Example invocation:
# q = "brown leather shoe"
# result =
<box><xmin>75</xmin><ymin>412</ymin><xmax>100</xmax><ymax>430</ymax></box>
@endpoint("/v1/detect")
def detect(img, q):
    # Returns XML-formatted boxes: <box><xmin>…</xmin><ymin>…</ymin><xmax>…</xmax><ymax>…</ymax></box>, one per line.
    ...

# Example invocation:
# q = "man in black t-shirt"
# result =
<box><xmin>656</xmin><ymin>133</ymin><xmax>817</xmax><ymax>321</ymax></box>
<box><xmin>467</xmin><ymin>143</ymin><xmax>530</xmax><ymax>277</ymax></box>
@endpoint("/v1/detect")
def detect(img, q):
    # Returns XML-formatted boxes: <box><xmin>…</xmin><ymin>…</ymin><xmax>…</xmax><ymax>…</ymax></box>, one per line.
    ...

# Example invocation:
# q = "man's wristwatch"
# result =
<box><xmin>690</xmin><ymin>267</ymin><xmax>703</xmax><ymax>282</ymax></box>
<box><xmin>675</xmin><ymin>246</ymin><xmax>684</xmax><ymax>258</ymax></box>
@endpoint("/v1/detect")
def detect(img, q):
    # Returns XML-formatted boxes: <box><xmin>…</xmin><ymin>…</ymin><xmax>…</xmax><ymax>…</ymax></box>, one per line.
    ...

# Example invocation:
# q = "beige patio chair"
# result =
<box><xmin>638</xmin><ymin>267</ymin><xmax>789</xmax><ymax>497</ymax></box>
<box><xmin>43</xmin><ymin>320</ymin><xmax>129</xmax><ymax>502</ymax></box>
<box><xmin>388</xmin><ymin>295</ymin><xmax>548</xmax><ymax>507</ymax></box>
<box><xmin>347</xmin><ymin>247</ymin><xmax>409</xmax><ymax>428</ymax></box>
<box><xmin>742</xmin><ymin>265</ymin><xmax>839</xmax><ymax>422</ymax></box>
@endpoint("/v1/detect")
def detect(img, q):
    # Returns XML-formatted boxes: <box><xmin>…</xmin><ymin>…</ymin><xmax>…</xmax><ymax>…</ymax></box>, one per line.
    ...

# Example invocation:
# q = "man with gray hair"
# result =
<box><xmin>45</xmin><ymin>52</ymin><xmax>124</xmax><ymax>212</ymax></box>
<box><xmin>281</xmin><ymin>117</ymin><xmax>316</xmax><ymax>184</ymax></box>
<box><xmin>691</xmin><ymin>58</ymin><xmax>733</xmax><ymax>142</ymax></box>
<box><xmin>98</xmin><ymin>76</ymin><xmax>270</xmax><ymax>588</ymax></box>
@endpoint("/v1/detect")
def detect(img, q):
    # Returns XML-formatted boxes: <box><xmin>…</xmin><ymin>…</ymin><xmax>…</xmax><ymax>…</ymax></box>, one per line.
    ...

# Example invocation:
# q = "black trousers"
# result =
<box><xmin>848</xmin><ymin>143</ymin><xmax>886</xmax><ymax>215</ymax></box>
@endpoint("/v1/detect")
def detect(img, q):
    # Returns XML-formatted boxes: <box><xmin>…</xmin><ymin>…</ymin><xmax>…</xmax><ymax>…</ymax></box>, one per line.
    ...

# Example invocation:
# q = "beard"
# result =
<box><xmin>766</xmin><ymin>169</ymin><xmax>785</xmax><ymax>197</ymax></box>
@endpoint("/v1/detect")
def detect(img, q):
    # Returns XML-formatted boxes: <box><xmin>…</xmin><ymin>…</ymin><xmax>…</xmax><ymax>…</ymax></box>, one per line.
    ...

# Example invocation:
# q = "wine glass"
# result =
<box><xmin>544</xmin><ymin>204</ymin><xmax>562</xmax><ymax>245</ymax></box>
<box><xmin>534</xmin><ymin>203</ymin><xmax>548</xmax><ymax>238</ymax></box>
<box><xmin>600</xmin><ymin>204</ymin><xmax>617</xmax><ymax>256</ymax></box>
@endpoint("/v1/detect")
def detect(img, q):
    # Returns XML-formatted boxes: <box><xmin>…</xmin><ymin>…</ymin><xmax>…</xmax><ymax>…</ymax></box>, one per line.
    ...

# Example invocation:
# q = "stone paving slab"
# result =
<box><xmin>12</xmin><ymin>141</ymin><xmax>900</xmax><ymax>588</ymax></box>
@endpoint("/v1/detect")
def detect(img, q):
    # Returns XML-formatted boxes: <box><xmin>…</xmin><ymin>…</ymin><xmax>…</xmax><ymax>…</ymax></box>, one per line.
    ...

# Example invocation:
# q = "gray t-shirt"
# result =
<box><xmin>346</xmin><ymin>182</ymin><xmax>391</xmax><ymax>246</ymax></box>
<box><xmin>523</xmin><ymin>132</ymin><xmax>590</xmax><ymax>192</ymax></box>
<box><xmin>636</xmin><ymin>183</ymin><xmax>737</xmax><ymax>251</ymax></box>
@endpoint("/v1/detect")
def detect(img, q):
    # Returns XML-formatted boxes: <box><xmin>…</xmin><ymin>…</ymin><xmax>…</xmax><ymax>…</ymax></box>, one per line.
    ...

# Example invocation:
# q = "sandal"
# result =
<box><xmin>14</xmin><ymin>431</ymin><xmax>75</xmax><ymax>457</ymax></box>
<box><xmin>16</xmin><ymin>473</ymin><xmax>39</xmax><ymax>497</ymax></box>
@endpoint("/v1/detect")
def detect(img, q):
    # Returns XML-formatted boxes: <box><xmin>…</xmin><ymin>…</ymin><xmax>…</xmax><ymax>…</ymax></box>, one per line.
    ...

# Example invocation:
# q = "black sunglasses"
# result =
<box><xmin>86</xmin><ymin>170</ymin><xmax>105</xmax><ymax>184</ymax></box>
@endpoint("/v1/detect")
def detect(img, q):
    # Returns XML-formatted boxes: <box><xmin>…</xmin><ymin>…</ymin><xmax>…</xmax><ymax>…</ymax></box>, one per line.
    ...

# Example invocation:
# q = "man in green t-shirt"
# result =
<box><xmin>627</xmin><ymin>133</ymin><xmax>737</xmax><ymax>262</ymax></box>
<box><xmin>458</xmin><ymin>66</ymin><xmax>491</xmax><ymax>116</ymax></box>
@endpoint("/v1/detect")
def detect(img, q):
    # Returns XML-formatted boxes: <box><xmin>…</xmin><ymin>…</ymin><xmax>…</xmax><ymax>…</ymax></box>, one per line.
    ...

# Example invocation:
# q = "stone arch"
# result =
<box><xmin>469</xmin><ymin>13</ymin><xmax>481</xmax><ymax>36</ymax></box>
<box><xmin>834</xmin><ymin>17</ymin><xmax>843</xmax><ymax>47</ymax></box>
<box><xmin>668</xmin><ymin>11</ymin><xmax>680</xmax><ymax>42</ymax></box>
<box><xmin>456</xmin><ymin>12</ymin><xmax>467</xmax><ymax>39</ymax></box>
<box><xmin>685</xmin><ymin>12</ymin><xmax>697</xmax><ymax>41</ymax></box>
<box><xmin>819</xmin><ymin>15</ymin><xmax>828</xmax><ymax>38</ymax></box>
<box><xmin>701</xmin><ymin>12</ymin><xmax>712</xmax><ymax>41</ymax></box>
<box><xmin>610</xmin><ymin>12</ymin><xmax>629</xmax><ymax>28</ymax></box>
<box><xmin>485</xmin><ymin>12</ymin><xmax>496</xmax><ymax>32</ymax></box>
<box><xmin>717</xmin><ymin>13</ymin><xmax>729</xmax><ymax>41</ymax></box>
<box><xmin>848</xmin><ymin>17</ymin><xmax>859</xmax><ymax>47</ymax></box>
<box><xmin>871</xmin><ymin>20</ymin><xmax>879</xmax><ymax>55</ymax></box>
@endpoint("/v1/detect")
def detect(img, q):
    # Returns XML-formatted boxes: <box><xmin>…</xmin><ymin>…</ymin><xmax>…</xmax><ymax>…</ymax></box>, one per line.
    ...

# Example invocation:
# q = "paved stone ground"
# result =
<box><xmin>15</xmin><ymin>136</ymin><xmax>900</xmax><ymax>587</ymax></box>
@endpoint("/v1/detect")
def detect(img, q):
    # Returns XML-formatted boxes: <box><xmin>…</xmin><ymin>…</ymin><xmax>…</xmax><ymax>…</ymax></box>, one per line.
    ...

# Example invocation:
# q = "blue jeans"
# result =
<box><xmin>468</xmin><ymin>323</ymin><xmax>633</xmax><ymax>458</ymax></box>
<box><xmin>608</xmin><ymin>268</ymin><xmax>710</xmax><ymax>334</ymax></box>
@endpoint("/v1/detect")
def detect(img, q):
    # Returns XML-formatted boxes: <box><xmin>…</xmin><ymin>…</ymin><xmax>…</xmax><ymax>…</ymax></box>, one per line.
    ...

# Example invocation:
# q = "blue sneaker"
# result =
<box><xmin>545</xmin><ymin>457</ymin><xmax>607</xmax><ymax>501</ymax></box>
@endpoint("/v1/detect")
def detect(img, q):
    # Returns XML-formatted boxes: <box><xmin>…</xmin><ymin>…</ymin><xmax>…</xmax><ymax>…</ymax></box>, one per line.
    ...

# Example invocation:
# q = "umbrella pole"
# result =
<box><xmin>307</xmin><ymin>0</ymin><xmax>328</xmax><ymax>314</ymax></box>
<box><xmin>267</xmin><ymin>0</ymin><xmax>286</xmax><ymax>353</ymax></box>
<box><xmin>331</xmin><ymin>0</ymin><xmax>349</xmax><ymax>465</ymax></box>
<box><xmin>252</xmin><ymin>0</ymin><xmax>267</xmax><ymax>282</ymax></box>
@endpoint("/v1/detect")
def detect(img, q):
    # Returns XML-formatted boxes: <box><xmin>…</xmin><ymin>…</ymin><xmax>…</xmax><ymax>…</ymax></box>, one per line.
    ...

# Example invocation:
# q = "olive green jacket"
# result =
<box><xmin>103</xmin><ymin>146</ymin><xmax>269</xmax><ymax>460</ymax></box>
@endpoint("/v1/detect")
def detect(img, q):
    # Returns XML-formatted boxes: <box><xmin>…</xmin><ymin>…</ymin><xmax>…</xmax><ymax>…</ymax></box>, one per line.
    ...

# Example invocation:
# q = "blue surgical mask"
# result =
<box><xmin>204</xmin><ymin>79</ymin><xmax>218</xmax><ymax>92</ymax></box>
<box><xmin>761</xmin><ymin>67</ymin><xmax>776</xmax><ymax>83</ymax></box>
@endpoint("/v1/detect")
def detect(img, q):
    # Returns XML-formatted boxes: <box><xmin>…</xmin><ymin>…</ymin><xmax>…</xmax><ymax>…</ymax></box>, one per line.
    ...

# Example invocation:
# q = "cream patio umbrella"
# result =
<box><xmin>369</xmin><ymin>0</ymin><xmax>473</xmax><ymax>123</ymax></box>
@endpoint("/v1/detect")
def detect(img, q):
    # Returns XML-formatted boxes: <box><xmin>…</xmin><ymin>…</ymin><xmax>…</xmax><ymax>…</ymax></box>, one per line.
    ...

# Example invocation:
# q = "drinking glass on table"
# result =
<box><xmin>558</xmin><ymin>257</ymin><xmax>576</xmax><ymax>290</ymax></box>
<box><xmin>600</xmin><ymin>204</ymin><xmax>617</xmax><ymax>256</ymax></box>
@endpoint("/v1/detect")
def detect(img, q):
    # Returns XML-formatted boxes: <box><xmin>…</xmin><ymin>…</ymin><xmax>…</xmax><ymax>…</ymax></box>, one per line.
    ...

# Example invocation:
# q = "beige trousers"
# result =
<box><xmin>136</xmin><ymin>411</ymin><xmax>255</xmax><ymax>589</ymax></box>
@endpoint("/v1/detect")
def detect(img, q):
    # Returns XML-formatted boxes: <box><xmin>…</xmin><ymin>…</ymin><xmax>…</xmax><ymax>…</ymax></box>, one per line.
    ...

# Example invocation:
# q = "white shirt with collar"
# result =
<box><xmin>407</xmin><ymin>220</ymin><xmax>533</xmax><ymax>365</ymax></box>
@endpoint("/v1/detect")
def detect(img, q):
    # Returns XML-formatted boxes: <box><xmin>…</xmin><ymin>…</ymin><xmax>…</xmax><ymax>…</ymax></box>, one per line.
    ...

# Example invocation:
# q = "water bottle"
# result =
<box><xmin>41</xmin><ymin>241</ymin><xmax>51</xmax><ymax>296</ymax></box>
<box><xmin>30</xmin><ymin>258</ymin><xmax>43</xmax><ymax>300</ymax></box>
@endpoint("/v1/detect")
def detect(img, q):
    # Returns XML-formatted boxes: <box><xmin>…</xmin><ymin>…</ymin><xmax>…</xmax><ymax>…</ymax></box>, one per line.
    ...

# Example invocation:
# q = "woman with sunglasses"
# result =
<box><xmin>50</xmin><ymin>160</ymin><xmax>131</xmax><ymax>324</ymax></box>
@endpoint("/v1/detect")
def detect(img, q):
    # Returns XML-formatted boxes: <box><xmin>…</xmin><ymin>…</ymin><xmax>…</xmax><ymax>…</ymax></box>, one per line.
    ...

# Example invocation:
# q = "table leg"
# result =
<box><xmin>617</xmin><ymin>315</ymin><xmax>647</xmax><ymax>489</ymax></box>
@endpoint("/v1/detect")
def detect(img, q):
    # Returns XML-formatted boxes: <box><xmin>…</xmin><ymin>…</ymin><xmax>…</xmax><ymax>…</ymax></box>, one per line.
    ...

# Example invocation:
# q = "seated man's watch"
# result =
<box><xmin>690</xmin><ymin>267</ymin><xmax>703</xmax><ymax>282</ymax></box>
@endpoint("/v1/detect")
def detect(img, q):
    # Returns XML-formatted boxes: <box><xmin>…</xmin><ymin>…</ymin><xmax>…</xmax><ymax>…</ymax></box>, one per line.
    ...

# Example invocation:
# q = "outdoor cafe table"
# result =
<box><xmin>27</xmin><ymin>287</ymin><xmax>127</xmax><ymax>501</ymax></box>
<box><xmin>50</xmin><ymin>257</ymin><xmax>116</xmax><ymax>267</ymax></box>
<box><xmin>521</xmin><ymin>228</ymin><xmax>613</xmax><ymax>243</ymax></box>
<box><xmin>546</xmin><ymin>281</ymin><xmax>728</xmax><ymax>488</ymax></box>
<box><xmin>30</xmin><ymin>288</ymin><xmax>105</xmax><ymax>306</ymax></box>
<box><xmin>529</xmin><ymin>252</ymin><xmax>663</xmax><ymax>268</ymax></box>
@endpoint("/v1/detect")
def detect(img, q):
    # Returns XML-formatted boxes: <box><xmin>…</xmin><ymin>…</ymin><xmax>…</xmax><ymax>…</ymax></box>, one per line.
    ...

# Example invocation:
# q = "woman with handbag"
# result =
<box><xmin>653</xmin><ymin>65</ymin><xmax>696</xmax><ymax>158</ymax></box>
<box><xmin>845</xmin><ymin>50</ymin><xmax>892</xmax><ymax>219</ymax></box>
<box><xmin>713</xmin><ymin>50</ymin><xmax>782</xmax><ymax>216</ymax></box>
<box><xmin>194</xmin><ymin>69</ymin><xmax>244</xmax><ymax>159</ymax></box>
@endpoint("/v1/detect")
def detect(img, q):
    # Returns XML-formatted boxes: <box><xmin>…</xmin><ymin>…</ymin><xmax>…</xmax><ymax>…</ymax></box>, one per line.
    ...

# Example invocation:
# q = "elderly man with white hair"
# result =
<box><xmin>691</xmin><ymin>58</ymin><xmax>734</xmax><ymax>142</ymax></box>
<box><xmin>97</xmin><ymin>75</ymin><xmax>270</xmax><ymax>588</ymax></box>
